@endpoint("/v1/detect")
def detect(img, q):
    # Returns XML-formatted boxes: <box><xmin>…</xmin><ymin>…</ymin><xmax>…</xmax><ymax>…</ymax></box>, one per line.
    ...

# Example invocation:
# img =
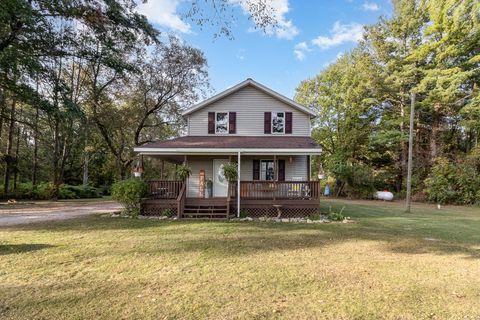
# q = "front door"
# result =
<box><xmin>213</xmin><ymin>159</ymin><xmax>229</xmax><ymax>197</ymax></box>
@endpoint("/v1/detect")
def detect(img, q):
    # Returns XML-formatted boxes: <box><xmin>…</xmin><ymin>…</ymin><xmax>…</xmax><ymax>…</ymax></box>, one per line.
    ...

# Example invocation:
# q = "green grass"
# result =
<box><xmin>1</xmin><ymin>199</ymin><xmax>479</xmax><ymax>319</ymax></box>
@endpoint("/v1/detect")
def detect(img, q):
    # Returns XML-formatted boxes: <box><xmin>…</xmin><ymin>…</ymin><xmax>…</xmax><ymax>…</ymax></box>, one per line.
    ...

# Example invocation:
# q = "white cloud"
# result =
<box><xmin>137</xmin><ymin>0</ymin><xmax>191</xmax><ymax>33</ymax></box>
<box><xmin>293</xmin><ymin>41</ymin><xmax>310</xmax><ymax>61</ymax></box>
<box><xmin>238</xmin><ymin>0</ymin><xmax>299</xmax><ymax>40</ymax></box>
<box><xmin>362</xmin><ymin>1</ymin><xmax>380</xmax><ymax>11</ymax></box>
<box><xmin>311</xmin><ymin>21</ymin><xmax>364</xmax><ymax>50</ymax></box>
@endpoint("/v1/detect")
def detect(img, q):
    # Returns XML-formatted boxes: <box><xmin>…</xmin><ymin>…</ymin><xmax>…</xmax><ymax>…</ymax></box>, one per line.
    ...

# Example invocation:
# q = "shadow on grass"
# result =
<box><xmin>0</xmin><ymin>244</ymin><xmax>54</xmax><ymax>255</ymax></box>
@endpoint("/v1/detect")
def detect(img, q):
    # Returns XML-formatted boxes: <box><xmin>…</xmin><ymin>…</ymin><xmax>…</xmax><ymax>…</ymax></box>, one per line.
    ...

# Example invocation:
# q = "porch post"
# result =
<box><xmin>237</xmin><ymin>151</ymin><xmax>241</xmax><ymax>217</ymax></box>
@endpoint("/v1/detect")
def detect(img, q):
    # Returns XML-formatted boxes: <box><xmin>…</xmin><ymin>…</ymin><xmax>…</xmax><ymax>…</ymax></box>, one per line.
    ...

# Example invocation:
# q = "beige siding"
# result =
<box><xmin>187</xmin><ymin>86</ymin><xmax>311</xmax><ymax>136</ymax></box>
<box><xmin>186</xmin><ymin>155</ymin><xmax>309</xmax><ymax>198</ymax></box>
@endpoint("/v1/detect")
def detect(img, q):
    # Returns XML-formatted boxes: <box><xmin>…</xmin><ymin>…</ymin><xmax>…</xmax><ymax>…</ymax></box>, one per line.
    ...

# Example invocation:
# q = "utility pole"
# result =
<box><xmin>405</xmin><ymin>91</ymin><xmax>416</xmax><ymax>213</ymax></box>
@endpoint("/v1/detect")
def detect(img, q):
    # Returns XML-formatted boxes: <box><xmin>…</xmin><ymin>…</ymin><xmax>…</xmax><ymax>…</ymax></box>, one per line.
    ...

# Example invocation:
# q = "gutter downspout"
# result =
<box><xmin>237</xmin><ymin>151</ymin><xmax>241</xmax><ymax>218</ymax></box>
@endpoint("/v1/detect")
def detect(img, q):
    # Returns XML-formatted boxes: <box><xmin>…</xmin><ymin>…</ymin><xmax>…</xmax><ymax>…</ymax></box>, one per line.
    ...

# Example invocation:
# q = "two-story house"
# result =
<box><xmin>134</xmin><ymin>79</ymin><xmax>322</xmax><ymax>218</ymax></box>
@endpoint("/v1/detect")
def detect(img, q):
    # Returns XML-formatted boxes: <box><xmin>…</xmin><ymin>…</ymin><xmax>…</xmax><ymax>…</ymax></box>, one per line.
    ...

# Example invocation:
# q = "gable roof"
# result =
<box><xmin>181</xmin><ymin>78</ymin><xmax>316</xmax><ymax>117</ymax></box>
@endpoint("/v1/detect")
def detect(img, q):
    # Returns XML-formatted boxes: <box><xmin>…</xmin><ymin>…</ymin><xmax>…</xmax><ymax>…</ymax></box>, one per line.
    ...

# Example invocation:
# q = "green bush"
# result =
<box><xmin>111</xmin><ymin>178</ymin><xmax>148</xmax><ymax>217</ymax></box>
<box><xmin>308</xmin><ymin>213</ymin><xmax>321</xmax><ymax>221</ymax></box>
<box><xmin>161</xmin><ymin>208</ymin><xmax>175</xmax><ymax>218</ymax></box>
<box><xmin>327</xmin><ymin>206</ymin><xmax>345</xmax><ymax>221</ymax></box>
<box><xmin>424</xmin><ymin>157</ymin><xmax>480</xmax><ymax>205</ymax></box>
<box><xmin>331</xmin><ymin>164</ymin><xmax>376</xmax><ymax>198</ymax></box>
<box><xmin>62</xmin><ymin>185</ymin><xmax>101</xmax><ymax>199</ymax></box>
<box><xmin>34</xmin><ymin>182</ymin><xmax>56</xmax><ymax>200</ymax></box>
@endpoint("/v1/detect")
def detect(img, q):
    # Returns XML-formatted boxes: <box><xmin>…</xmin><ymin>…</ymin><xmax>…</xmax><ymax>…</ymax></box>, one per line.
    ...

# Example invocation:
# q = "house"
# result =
<box><xmin>134</xmin><ymin>78</ymin><xmax>322</xmax><ymax>218</ymax></box>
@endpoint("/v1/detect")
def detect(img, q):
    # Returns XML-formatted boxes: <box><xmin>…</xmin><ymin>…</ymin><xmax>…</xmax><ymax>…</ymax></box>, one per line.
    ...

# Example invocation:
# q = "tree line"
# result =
<box><xmin>296</xmin><ymin>0</ymin><xmax>479</xmax><ymax>204</ymax></box>
<box><xmin>0</xmin><ymin>0</ymin><xmax>274</xmax><ymax>199</ymax></box>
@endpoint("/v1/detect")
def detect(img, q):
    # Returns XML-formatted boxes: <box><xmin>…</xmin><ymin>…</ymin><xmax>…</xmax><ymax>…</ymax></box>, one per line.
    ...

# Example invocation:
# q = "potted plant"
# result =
<box><xmin>222</xmin><ymin>162</ymin><xmax>238</xmax><ymax>182</ymax></box>
<box><xmin>205</xmin><ymin>179</ymin><xmax>213</xmax><ymax>198</ymax></box>
<box><xmin>176</xmin><ymin>164</ymin><xmax>191</xmax><ymax>181</ymax></box>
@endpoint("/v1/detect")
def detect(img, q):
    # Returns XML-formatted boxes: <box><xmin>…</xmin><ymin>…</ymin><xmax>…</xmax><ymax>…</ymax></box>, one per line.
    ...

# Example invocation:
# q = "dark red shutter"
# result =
<box><xmin>264</xmin><ymin>112</ymin><xmax>271</xmax><ymax>134</ymax></box>
<box><xmin>208</xmin><ymin>112</ymin><xmax>215</xmax><ymax>134</ymax></box>
<box><xmin>229</xmin><ymin>112</ymin><xmax>236</xmax><ymax>134</ymax></box>
<box><xmin>253</xmin><ymin>159</ymin><xmax>260</xmax><ymax>180</ymax></box>
<box><xmin>278</xmin><ymin>160</ymin><xmax>285</xmax><ymax>181</ymax></box>
<box><xmin>285</xmin><ymin>112</ymin><xmax>292</xmax><ymax>134</ymax></box>
<box><xmin>307</xmin><ymin>156</ymin><xmax>311</xmax><ymax>181</ymax></box>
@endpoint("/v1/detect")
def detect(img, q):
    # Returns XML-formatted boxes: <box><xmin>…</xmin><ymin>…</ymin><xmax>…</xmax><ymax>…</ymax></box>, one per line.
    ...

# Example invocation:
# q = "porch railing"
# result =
<box><xmin>229</xmin><ymin>181</ymin><xmax>320</xmax><ymax>200</ymax></box>
<box><xmin>146</xmin><ymin>180</ymin><xmax>184</xmax><ymax>199</ymax></box>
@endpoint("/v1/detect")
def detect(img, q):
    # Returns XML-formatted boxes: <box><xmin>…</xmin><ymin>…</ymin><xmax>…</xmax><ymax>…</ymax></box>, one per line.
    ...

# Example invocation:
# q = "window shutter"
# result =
<box><xmin>229</xmin><ymin>112</ymin><xmax>236</xmax><ymax>134</ymax></box>
<box><xmin>208</xmin><ymin>112</ymin><xmax>215</xmax><ymax>134</ymax></box>
<box><xmin>264</xmin><ymin>112</ymin><xmax>271</xmax><ymax>134</ymax></box>
<box><xmin>278</xmin><ymin>160</ymin><xmax>285</xmax><ymax>181</ymax></box>
<box><xmin>285</xmin><ymin>112</ymin><xmax>292</xmax><ymax>134</ymax></box>
<box><xmin>253</xmin><ymin>159</ymin><xmax>260</xmax><ymax>180</ymax></box>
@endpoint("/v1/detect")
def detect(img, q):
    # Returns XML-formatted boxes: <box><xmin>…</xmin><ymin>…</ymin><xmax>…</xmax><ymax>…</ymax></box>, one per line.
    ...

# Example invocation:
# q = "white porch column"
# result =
<box><xmin>237</xmin><ymin>151</ymin><xmax>241</xmax><ymax>217</ymax></box>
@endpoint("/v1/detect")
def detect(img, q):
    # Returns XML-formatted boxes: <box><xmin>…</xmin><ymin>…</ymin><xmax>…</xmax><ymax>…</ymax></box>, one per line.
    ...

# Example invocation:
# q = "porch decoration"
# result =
<box><xmin>132</xmin><ymin>156</ymin><xmax>144</xmax><ymax>178</ymax></box>
<box><xmin>222</xmin><ymin>162</ymin><xmax>238</xmax><ymax>182</ymax></box>
<box><xmin>176</xmin><ymin>164</ymin><xmax>192</xmax><ymax>181</ymax></box>
<box><xmin>205</xmin><ymin>179</ymin><xmax>213</xmax><ymax>198</ymax></box>
<box><xmin>198</xmin><ymin>170</ymin><xmax>205</xmax><ymax>198</ymax></box>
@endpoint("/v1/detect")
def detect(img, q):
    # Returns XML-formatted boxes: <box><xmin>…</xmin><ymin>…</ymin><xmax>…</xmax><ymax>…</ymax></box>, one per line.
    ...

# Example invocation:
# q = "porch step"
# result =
<box><xmin>182</xmin><ymin>205</ymin><xmax>228</xmax><ymax>219</ymax></box>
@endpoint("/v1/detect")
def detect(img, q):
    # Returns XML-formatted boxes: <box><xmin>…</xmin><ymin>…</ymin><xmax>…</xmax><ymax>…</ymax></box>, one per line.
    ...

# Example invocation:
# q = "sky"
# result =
<box><xmin>137</xmin><ymin>0</ymin><xmax>392</xmax><ymax>99</ymax></box>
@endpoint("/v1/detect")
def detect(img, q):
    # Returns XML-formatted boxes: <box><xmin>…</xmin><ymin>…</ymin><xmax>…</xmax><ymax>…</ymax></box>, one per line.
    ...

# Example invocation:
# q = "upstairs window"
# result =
<box><xmin>215</xmin><ymin>112</ymin><xmax>228</xmax><ymax>134</ymax></box>
<box><xmin>272</xmin><ymin>112</ymin><xmax>285</xmax><ymax>134</ymax></box>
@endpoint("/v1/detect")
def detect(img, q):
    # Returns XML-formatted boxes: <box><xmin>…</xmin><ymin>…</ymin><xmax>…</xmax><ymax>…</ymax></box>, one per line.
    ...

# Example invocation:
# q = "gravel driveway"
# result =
<box><xmin>0</xmin><ymin>201</ymin><xmax>122</xmax><ymax>227</ymax></box>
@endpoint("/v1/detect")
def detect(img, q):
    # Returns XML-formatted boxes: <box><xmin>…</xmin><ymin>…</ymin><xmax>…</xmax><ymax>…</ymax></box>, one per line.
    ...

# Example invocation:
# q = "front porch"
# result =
<box><xmin>141</xmin><ymin>180</ymin><xmax>320</xmax><ymax>219</ymax></box>
<box><xmin>134</xmin><ymin>136</ymin><xmax>322</xmax><ymax>219</ymax></box>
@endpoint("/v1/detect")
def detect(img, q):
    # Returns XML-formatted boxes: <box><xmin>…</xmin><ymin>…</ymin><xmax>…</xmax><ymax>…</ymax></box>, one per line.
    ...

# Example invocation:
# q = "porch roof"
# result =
<box><xmin>134</xmin><ymin>136</ymin><xmax>321</xmax><ymax>155</ymax></box>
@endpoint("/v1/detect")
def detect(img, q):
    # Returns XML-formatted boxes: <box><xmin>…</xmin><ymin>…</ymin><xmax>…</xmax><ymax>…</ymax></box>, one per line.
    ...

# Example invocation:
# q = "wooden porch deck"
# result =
<box><xmin>141</xmin><ymin>180</ymin><xmax>320</xmax><ymax>219</ymax></box>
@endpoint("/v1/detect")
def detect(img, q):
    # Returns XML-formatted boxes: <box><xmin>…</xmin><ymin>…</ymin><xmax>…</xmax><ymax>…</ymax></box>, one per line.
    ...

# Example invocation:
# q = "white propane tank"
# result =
<box><xmin>375</xmin><ymin>191</ymin><xmax>394</xmax><ymax>201</ymax></box>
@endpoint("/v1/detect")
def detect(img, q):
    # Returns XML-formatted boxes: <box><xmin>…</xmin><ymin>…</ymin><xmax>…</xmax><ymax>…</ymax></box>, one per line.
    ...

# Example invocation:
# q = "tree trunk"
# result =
<box><xmin>13</xmin><ymin>111</ymin><xmax>21</xmax><ymax>192</ymax></box>
<box><xmin>83</xmin><ymin>153</ymin><xmax>89</xmax><ymax>186</ymax></box>
<box><xmin>32</xmin><ymin>104</ymin><xmax>39</xmax><ymax>188</ymax></box>
<box><xmin>430</xmin><ymin>103</ymin><xmax>441</xmax><ymax>160</ymax></box>
<box><xmin>3</xmin><ymin>96</ymin><xmax>16</xmax><ymax>194</ymax></box>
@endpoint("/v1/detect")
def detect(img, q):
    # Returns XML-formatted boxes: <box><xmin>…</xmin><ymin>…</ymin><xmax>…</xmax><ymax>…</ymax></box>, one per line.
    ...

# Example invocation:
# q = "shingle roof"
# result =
<box><xmin>139</xmin><ymin>136</ymin><xmax>320</xmax><ymax>149</ymax></box>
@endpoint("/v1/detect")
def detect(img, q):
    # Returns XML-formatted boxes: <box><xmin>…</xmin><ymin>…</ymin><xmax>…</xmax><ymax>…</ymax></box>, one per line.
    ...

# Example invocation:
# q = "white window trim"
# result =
<box><xmin>215</xmin><ymin>111</ymin><xmax>229</xmax><ymax>134</ymax></box>
<box><xmin>271</xmin><ymin>111</ymin><xmax>285</xmax><ymax>135</ymax></box>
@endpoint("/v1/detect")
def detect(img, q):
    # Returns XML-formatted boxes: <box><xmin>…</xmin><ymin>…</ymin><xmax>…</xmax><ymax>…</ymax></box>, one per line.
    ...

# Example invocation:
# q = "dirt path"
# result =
<box><xmin>0</xmin><ymin>201</ymin><xmax>122</xmax><ymax>226</ymax></box>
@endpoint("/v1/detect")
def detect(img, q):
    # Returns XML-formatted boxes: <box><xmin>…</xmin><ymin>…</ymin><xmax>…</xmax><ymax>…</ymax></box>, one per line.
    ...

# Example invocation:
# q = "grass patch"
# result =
<box><xmin>0</xmin><ymin>199</ymin><xmax>479</xmax><ymax>319</ymax></box>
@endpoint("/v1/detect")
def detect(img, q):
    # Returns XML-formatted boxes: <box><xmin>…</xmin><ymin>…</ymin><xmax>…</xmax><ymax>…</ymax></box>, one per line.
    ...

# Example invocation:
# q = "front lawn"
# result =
<box><xmin>1</xmin><ymin>199</ymin><xmax>479</xmax><ymax>319</ymax></box>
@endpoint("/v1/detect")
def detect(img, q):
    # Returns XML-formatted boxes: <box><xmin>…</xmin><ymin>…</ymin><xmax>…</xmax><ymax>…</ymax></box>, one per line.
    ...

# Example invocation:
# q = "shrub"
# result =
<box><xmin>59</xmin><ymin>186</ymin><xmax>78</xmax><ymax>199</ymax></box>
<box><xmin>34</xmin><ymin>182</ymin><xmax>56</xmax><ymax>200</ymax></box>
<box><xmin>239</xmin><ymin>209</ymin><xmax>248</xmax><ymax>218</ymax></box>
<box><xmin>308</xmin><ymin>213</ymin><xmax>321</xmax><ymax>221</ymax></box>
<box><xmin>424</xmin><ymin>157</ymin><xmax>480</xmax><ymax>205</ymax></box>
<box><xmin>327</xmin><ymin>206</ymin><xmax>345</xmax><ymax>221</ymax></box>
<box><xmin>62</xmin><ymin>185</ymin><xmax>101</xmax><ymax>199</ymax></box>
<box><xmin>161</xmin><ymin>208</ymin><xmax>175</xmax><ymax>218</ymax></box>
<box><xmin>111</xmin><ymin>179</ymin><xmax>148</xmax><ymax>217</ymax></box>
<box><xmin>222</xmin><ymin>162</ymin><xmax>238</xmax><ymax>182</ymax></box>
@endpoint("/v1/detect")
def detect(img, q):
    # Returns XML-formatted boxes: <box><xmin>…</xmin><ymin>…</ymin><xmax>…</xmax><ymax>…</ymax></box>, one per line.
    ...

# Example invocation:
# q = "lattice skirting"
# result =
<box><xmin>230</xmin><ymin>203</ymin><xmax>319</xmax><ymax>218</ymax></box>
<box><xmin>141</xmin><ymin>199</ymin><xmax>177</xmax><ymax>216</ymax></box>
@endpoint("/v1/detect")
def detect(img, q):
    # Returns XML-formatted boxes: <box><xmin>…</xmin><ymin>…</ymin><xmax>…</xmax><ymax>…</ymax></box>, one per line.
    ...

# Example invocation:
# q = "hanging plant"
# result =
<box><xmin>222</xmin><ymin>162</ymin><xmax>238</xmax><ymax>182</ymax></box>
<box><xmin>176</xmin><ymin>164</ymin><xmax>192</xmax><ymax>181</ymax></box>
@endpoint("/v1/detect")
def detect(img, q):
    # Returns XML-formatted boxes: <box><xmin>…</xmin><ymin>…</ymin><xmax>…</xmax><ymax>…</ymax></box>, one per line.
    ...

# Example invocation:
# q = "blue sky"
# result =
<box><xmin>138</xmin><ymin>0</ymin><xmax>392</xmax><ymax>98</ymax></box>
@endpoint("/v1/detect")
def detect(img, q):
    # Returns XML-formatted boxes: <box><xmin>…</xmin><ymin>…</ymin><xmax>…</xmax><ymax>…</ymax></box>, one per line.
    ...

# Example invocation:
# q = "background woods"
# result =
<box><xmin>296</xmin><ymin>0</ymin><xmax>479</xmax><ymax>204</ymax></box>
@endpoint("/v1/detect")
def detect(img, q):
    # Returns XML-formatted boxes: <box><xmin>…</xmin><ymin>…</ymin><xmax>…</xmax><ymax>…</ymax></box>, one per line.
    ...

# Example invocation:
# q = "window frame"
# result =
<box><xmin>215</xmin><ymin>111</ymin><xmax>229</xmax><ymax>134</ymax></box>
<box><xmin>271</xmin><ymin>111</ymin><xmax>285</xmax><ymax>134</ymax></box>
<box><xmin>260</xmin><ymin>159</ymin><xmax>276</xmax><ymax>181</ymax></box>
